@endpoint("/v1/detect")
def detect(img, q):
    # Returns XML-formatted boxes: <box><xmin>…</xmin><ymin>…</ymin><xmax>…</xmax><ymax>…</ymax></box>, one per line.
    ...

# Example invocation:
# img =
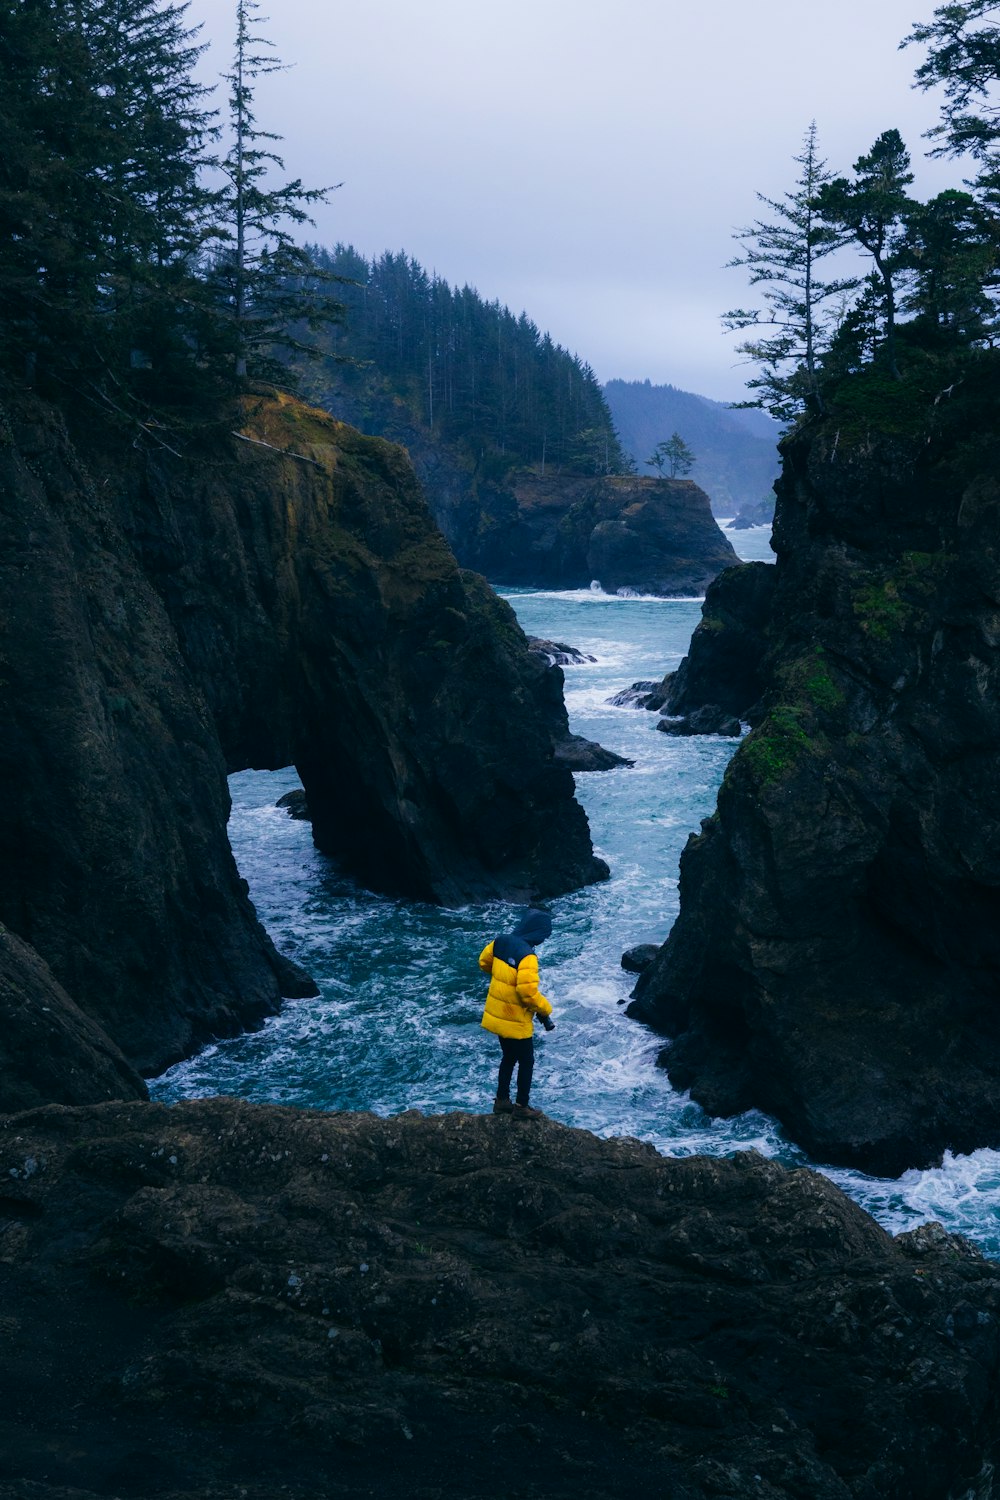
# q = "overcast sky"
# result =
<box><xmin>186</xmin><ymin>0</ymin><xmax>962</xmax><ymax>402</ymax></box>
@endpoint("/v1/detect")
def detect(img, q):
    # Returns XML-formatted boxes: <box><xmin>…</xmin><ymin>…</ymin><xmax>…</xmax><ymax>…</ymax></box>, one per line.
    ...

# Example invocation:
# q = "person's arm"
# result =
<box><xmin>478</xmin><ymin>941</ymin><xmax>495</xmax><ymax>974</ymax></box>
<box><xmin>515</xmin><ymin>953</ymin><xmax>553</xmax><ymax>1018</ymax></box>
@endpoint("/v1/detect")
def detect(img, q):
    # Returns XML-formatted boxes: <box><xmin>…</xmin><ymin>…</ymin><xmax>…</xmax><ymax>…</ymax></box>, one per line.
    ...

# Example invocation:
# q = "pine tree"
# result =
<box><xmin>648</xmin><ymin>433</ymin><xmax>695</xmax><ymax>478</ymax></box>
<box><xmin>724</xmin><ymin>123</ymin><xmax>855</xmax><ymax>419</ymax></box>
<box><xmin>299</xmin><ymin>243</ymin><xmax>629</xmax><ymax>477</ymax></box>
<box><xmin>212</xmin><ymin>0</ymin><xmax>342</xmax><ymax>381</ymax></box>
<box><xmin>905</xmin><ymin>3</ymin><xmax>1000</xmax><ymax>167</ymax></box>
<box><xmin>902</xmin><ymin>189</ymin><xmax>997</xmax><ymax>340</ymax></box>
<box><xmin>0</xmin><ymin>0</ymin><xmax>216</xmax><ymax>399</ymax></box>
<box><xmin>815</xmin><ymin>130</ymin><xmax>915</xmax><ymax>378</ymax></box>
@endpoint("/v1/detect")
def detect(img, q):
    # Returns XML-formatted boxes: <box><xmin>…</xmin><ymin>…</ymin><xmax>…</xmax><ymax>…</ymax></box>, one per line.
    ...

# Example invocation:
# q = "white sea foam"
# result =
<box><xmin>151</xmin><ymin>588</ymin><xmax>1000</xmax><ymax>1260</ymax></box>
<box><xmin>499</xmin><ymin>586</ymin><xmax>705</xmax><ymax>605</ymax></box>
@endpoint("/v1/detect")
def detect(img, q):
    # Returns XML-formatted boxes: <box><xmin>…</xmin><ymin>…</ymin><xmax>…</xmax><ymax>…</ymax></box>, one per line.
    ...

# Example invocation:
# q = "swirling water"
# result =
<box><xmin>153</xmin><ymin>522</ymin><xmax>1000</xmax><ymax>1257</ymax></box>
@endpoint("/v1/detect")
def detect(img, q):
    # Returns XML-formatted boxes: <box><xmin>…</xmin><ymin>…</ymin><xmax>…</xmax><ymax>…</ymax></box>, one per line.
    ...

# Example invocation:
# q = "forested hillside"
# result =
<box><xmin>298</xmin><ymin>245</ymin><xmax>630</xmax><ymax>480</ymax></box>
<box><xmin>604</xmin><ymin>379</ymin><xmax>781</xmax><ymax>516</ymax></box>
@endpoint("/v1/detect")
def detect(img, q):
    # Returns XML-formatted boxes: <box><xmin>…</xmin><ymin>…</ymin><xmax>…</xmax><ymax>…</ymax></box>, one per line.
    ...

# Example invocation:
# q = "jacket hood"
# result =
<box><xmin>512</xmin><ymin>908</ymin><xmax>553</xmax><ymax>946</ymax></box>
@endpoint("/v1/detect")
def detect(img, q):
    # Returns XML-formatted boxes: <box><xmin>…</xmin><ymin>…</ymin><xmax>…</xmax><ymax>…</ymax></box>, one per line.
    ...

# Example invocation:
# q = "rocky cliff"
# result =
<box><xmin>628</xmin><ymin>406</ymin><xmax>1000</xmax><ymax>1175</ymax></box>
<box><xmin>0</xmin><ymin>388</ymin><xmax>606</xmax><ymax>1094</ymax></box>
<box><xmin>319</xmin><ymin>390</ymin><xmax>737</xmax><ymax>593</ymax></box>
<box><xmin>492</xmin><ymin>472</ymin><xmax>739</xmax><ymax>594</ymax></box>
<box><xmin>617</xmin><ymin>560</ymin><xmax>777</xmax><ymax>727</ymax></box>
<box><xmin>2</xmin><ymin>1099</ymin><xmax>998</xmax><ymax>1500</ymax></box>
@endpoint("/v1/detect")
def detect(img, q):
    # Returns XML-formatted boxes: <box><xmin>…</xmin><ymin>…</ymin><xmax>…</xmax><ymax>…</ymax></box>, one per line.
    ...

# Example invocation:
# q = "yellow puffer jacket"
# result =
<box><xmin>479</xmin><ymin>941</ymin><xmax>553</xmax><ymax>1039</ymax></box>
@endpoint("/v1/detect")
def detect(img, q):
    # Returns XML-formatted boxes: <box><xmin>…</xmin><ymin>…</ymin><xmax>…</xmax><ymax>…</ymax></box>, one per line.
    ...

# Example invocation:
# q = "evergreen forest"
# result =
<box><xmin>0</xmin><ymin>0</ymin><xmax>342</xmax><ymax>433</ymax></box>
<box><xmin>294</xmin><ymin>245</ymin><xmax>631</xmax><ymax>480</ymax></box>
<box><xmin>727</xmin><ymin>8</ymin><xmax>1000</xmax><ymax>438</ymax></box>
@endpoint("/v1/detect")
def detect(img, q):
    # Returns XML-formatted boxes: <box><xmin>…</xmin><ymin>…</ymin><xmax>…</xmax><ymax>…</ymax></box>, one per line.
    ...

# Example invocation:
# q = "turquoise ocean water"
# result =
<box><xmin>153</xmin><ymin>523</ymin><xmax>1000</xmax><ymax>1256</ymax></box>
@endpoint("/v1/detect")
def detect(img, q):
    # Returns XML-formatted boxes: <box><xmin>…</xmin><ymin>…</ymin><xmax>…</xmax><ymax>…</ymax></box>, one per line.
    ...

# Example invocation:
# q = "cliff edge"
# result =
<box><xmin>629</xmin><ymin>403</ymin><xmax>1000</xmax><ymax>1174</ymax></box>
<box><xmin>0</xmin><ymin>389</ymin><xmax>606</xmax><ymax>1093</ymax></box>
<box><xmin>1</xmin><ymin>1100</ymin><xmax>997</xmax><ymax>1500</ymax></box>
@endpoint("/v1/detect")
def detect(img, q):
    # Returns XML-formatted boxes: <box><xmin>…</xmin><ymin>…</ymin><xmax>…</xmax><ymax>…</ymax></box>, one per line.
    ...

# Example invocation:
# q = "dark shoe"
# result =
<box><xmin>492</xmin><ymin>1097</ymin><xmax>514</xmax><ymax>1115</ymax></box>
<box><xmin>513</xmin><ymin>1103</ymin><xmax>544</xmax><ymax>1121</ymax></box>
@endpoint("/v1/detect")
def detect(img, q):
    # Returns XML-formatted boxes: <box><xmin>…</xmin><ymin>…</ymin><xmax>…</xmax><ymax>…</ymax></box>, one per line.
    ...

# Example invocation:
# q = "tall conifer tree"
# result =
<box><xmin>724</xmin><ymin>123</ymin><xmax>854</xmax><ymax>419</ymax></box>
<box><xmin>815</xmin><ymin>130</ymin><xmax>915</xmax><ymax>378</ymax></box>
<box><xmin>212</xmin><ymin>0</ymin><xmax>341</xmax><ymax>380</ymax></box>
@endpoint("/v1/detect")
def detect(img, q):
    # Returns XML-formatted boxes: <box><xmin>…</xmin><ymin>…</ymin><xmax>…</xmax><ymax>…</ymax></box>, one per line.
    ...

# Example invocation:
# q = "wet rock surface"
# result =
<box><xmin>1</xmin><ymin>1099</ymin><xmax>999</xmax><ymax>1500</ymax></box>
<box><xmin>553</xmin><ymin>733</ymin><xmax>633</xmax><ymax>772</ymax></box>
<box><xmin>630</xmin><ymin>411</ymin><xmax>1000</xmax><ymax>1174</ymax></box>
<box><xmin>0</xmin><ymin>926</ymin><xmax>146</xmax><ymax>1113</ymax></box>
<box><xmin>526</xmin><ymin>636</ymin><xmax>598</xmax><ymax>666</ymax></box>
<box><xmin>276</xmin><ymin>788</ymin><xmax>310</xmax><ymax>820</ymax></box>
<box><xmin>0</xmin><ymin>389</ymin><xmax>604</xmax><ymax>1093</ymax></box>
<box><xmin>656</xmin><ymin>706</ymin><xmax>742</xmax><ymax>738</ymax></box>
<box><xmin>658</xmin><ymin>560</ymin><xmax>777</xmax><ymax>728</ymax></box>
<box><xmin>606</xmin><ymin>679</ymin><xmax>664</xmax><ymax>709</ymax></box>
<box><xmin>620</xmin><ymin>943</ymin><xmax>660</xmax><ymax>974</ymax></box>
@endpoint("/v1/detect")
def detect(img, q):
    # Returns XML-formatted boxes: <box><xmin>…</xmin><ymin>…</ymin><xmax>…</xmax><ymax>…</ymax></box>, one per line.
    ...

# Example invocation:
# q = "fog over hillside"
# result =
<box><xmin>605</xmin><ymin>379</ymin><xmax>781</xmax><ymax>517</ymax></box>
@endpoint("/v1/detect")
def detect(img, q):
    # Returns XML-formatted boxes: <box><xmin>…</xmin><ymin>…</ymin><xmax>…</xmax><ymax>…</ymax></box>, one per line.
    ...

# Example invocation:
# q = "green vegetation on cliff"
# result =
<box><xmin>728</xmin><ymin>5</ymin><xmax>1000</xmax><ymax>434</ymax></box>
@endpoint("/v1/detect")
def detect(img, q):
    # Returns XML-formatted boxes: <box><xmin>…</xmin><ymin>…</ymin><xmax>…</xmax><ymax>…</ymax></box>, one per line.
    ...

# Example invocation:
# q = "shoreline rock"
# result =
<box><xmin>526</xmin><ymin>636</ymin><xmax>598</xmax><ymax>666</ymax></box>
<box><xmin>620</xmin><ymin>943</ymin><xmax>659</xmax><ymax>974</ymax></box>
<box><xmin>0</xmin><ymin>387</ymin><xmax>606</xmax><ymax>1092</ymax></box>
<box><xmin>1</xmin><ymin>1098</ymin><xmax>998</xmax><ymax>1500</ymax></box>
<box><xmin>629</xmin><ymin>404</ymin><xmax>1000</xmax><ymax>1175</ymax></box>
<box><xmin>554</xmin><ymin>733</ymin><xmax>634</xmax><ymax>772</ymax></box>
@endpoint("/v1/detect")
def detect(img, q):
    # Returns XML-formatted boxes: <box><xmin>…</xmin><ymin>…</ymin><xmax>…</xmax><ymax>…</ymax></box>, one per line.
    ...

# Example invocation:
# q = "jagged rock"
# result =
<box><xmin>1</xmin><ymin>1099</ymin><xmax>998</xmax><ymax>1500</ymax></box>
<box><xmin>321</xmin><ymin>390</ymin><xmax>737</xmax><ymax>595</ymax></box>
<box><xmin>727</xmin><ymin>497</ymin><xmax>776</xmax><ymax>530</ymax></box>
<box><xmin>526</xmin><ymin>636</ymin><xmax>597</xmax><ymax>666</ymax></box>
<box><xmin>620</xmin><ymin>943</ymin><xmax>660</xmax><ymax>974</ymax></box>
<box><xmin>553</xmin><ymin>733</ymin><xmax>633</xmax><ymax>772</ymax></box>
<box><xmin>657</xmin><ymin>706</ymin><xmax>742</xmax><ymax>738</ymax></box>
<box><xmin>660</xmin><ymin>560</ymin><xmax>777</xmax><ymax>726</ymax></box>
<box><xmin>0</xmin><ymin>389</ymin><xmax>605</xmax><ymax>1089</ymax></box>
<box><xmin>629</xmin><ymin>402</ymin><xmax>1000</xmax><ymax>1174</ymax></box>
<box><xmin>0</xmin><ymin>926</ymin><xmax>145</xmax><ymax>1113</ymax></box>
<box><xmin>606</xmin><ymin>679</ymin><xmax>665</xmax><ymax>709</ymax></box>
<box><xmin>470</xmin><ymin>470</ymin><xmax>736</xmax><ymax>595</ymax></box>
<box><xmin>276</xmin><ymin>788</ymin><xmax>310</xmax><ymax>820</ymax></box>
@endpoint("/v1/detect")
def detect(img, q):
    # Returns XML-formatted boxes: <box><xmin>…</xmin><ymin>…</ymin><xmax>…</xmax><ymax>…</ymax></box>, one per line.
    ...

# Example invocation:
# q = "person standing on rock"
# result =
<box><xmin>479</xmin><ymin>908</ymin><xmax>555</xmax><ymax>1120</ymax></box>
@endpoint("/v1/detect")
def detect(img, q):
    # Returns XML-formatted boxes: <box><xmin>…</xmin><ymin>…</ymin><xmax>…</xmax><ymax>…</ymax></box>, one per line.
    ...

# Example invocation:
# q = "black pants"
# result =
<box><xmin>497</xmin><ymin>1035</ymin><xmax>534</xmax><ymax>1105</ymax></box>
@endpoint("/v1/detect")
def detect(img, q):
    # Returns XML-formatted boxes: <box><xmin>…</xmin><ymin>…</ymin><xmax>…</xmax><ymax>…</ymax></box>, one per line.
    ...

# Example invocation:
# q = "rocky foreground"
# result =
<box><xmin>1</xmin><ymin>1100</ymin><xmax>998</xmax><ymax>1500</ymax></box>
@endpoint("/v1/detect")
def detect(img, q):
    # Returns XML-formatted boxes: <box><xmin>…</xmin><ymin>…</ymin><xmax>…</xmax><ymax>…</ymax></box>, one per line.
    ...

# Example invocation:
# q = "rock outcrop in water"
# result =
<box><xmin>0</xmin><ymin>388</ymin><xmax>606</xmax><ymax>1093</ymax></box>
<box><xmin>311</xmin><ymin>392</ymin><xmax>738</xmax><ymax>594</ymax></box>
<box><xmin>2</xmin><ymin>1098</ymin><xmax>998</xmax><ymax>1500</ymax></box>
<box><xmin>610</xmin><ymin>561</ymin><xmax>776</xmax><ymax>732</ymax></box>
<box><xmin>476</xmin><ymin>472</ymin><xmax>739</xmax><ymax>595</ymax></box>
<box><xmin>629</xmin><ymin>407</ymin><xmax>1000</xmax><ymax>1174</ymax></box>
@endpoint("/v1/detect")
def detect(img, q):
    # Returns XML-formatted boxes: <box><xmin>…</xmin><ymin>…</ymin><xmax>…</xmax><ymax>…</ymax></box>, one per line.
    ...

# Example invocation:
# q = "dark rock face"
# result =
<box><xmin>2</xmin><ymin>1099</ymin><xmax>999</xmax><ymax>1500</ymax></box>
<box><xmin>657</xmin><ymin>706</ymin><xmax>742</xmax><ymax>738</ymax></box>
<box><xmin>277</xmin><ymin>788</ymin><xmax>310</xmax><ymax>820</ymax></box>
<box><xmin>553</xmin><ymin>733</ymin><xmax>633</xmax><ymax>772</ymax></box>
<box><xmin>492</xmin><ymin>473</ymin><xmax>738</xmax><ymax>595</ymax></box>
<box><xmin>620</xmin><ymin>943</ymin><xmax>660</xmax><ymax>974</ymax></box>
<box><xmin>0</xmin><ymin>390</ymin><xmax>605</xmax><ymax>1086</ymax></box>
<box><xmin>629</xmin><ymin>419</ymin><xmax>1000</xmax><ymax>1174</ymax></box>
<box><xmin>0</xmin><ymin>926</ymin><xmax>146</xmax><ymax>1112</ymax></box>
<box><xmin>321</xmin><ymin>391</ymin><xmax>738</xmax><ymax>595</ymax></box>
<box><xmin>660</xmin><ymin>559</ymin><xmax>777</xmax><ymax>725</ymax></box>
<box><xmin>609</xmin><ymin>563</ymin><xmax>776</xmax><ymax>732</ymax></box>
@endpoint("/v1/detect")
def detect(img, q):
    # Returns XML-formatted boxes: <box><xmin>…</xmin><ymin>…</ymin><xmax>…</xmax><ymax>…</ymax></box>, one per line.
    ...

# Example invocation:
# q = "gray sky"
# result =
<box><xmin>187</xmin><ymin>0</ymin><xmax>961</xmax><ymax>402</ymax></box>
